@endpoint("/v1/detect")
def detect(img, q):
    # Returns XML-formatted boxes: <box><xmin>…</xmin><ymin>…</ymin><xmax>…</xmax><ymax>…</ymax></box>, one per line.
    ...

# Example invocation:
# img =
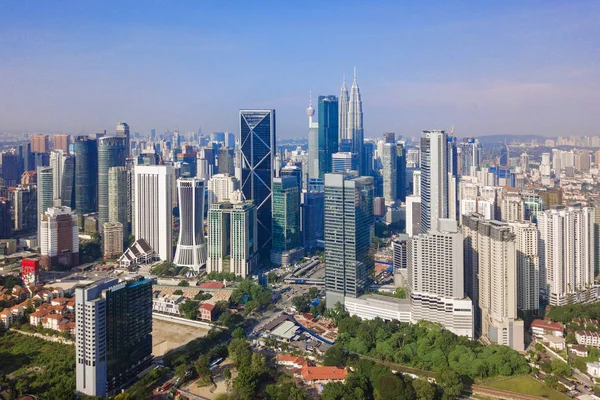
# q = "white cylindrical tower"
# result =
<box><xmin>173</xmin><ymin>178</ymin><xmax>207</xmax><ymax>272</ymax></box>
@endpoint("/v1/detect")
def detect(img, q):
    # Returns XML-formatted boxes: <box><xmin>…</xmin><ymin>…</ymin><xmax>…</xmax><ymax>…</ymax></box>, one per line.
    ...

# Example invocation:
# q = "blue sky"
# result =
<box><xmin>0</xmin><ymin>1</ymin><xmax>598</xmax><ymax>138</ymax></box>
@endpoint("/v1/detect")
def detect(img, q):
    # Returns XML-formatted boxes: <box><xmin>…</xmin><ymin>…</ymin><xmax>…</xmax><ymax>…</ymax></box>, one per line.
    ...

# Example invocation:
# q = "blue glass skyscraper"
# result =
<box><xmin>318</xmin><ymin>95</ymin><xmax>338</xmax><ymax>178</ymax></box>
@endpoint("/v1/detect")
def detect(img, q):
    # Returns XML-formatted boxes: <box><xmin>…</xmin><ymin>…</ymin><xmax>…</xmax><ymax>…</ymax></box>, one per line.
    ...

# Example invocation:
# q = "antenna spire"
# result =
<box><xmin>354</xmin><ymin>66</ymin><xmax>357</xmax><ymax>80</ymax></box>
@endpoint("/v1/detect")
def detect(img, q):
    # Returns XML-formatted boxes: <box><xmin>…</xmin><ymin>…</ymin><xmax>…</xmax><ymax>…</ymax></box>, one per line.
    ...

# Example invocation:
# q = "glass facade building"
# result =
<box><xmin>75</xmin><ymin>136</ymin><xmax>98</xmax><ymax>214</ymax></box>
<box><xmin>317</xmin><ymin>95</ymin><xmax>339</xmax><ymax>178</ymax></box>
<box><xmin>61</xmin><ymin>155</ymin><xmax>76</xmax><ymax>209</ymax></box>
<box><xmin>98</xmin><ymin>136</ymin><xmax>127</xmax><ymax>232</ymax></box>
<box><xmin>271</xmin><ymin>176</ymin><xmax>301</xmax><ymax>252</ymax></box>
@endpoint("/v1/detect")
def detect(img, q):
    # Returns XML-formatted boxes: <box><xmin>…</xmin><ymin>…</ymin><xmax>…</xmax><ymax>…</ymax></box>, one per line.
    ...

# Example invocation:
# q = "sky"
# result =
<box><xmin>0</xmin><ymin>1</ymin><xmax>599</xmax><ymax>139</ymax></box>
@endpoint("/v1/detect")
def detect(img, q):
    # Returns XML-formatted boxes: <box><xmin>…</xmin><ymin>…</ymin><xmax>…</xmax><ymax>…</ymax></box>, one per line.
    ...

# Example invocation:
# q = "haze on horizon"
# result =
<box><xmin>0</xmin><ymin>1</ymin><xmax>598</xmax><ymax>139</ymax></box>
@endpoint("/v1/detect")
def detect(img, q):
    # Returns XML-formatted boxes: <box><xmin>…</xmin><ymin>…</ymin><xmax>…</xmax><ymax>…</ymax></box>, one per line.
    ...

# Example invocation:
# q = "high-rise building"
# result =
<box><xmin>338</xmin><ymin>76</ymin><xmax>349</xmax><ymax>142</ymax></box>
<box><xmin>383</xmin><ymin>132</ymin><xmax>395</xmax><ymax>144</ymax></box>
<box><xmin>509</xmin><ymin>221</ymin><xmax>539</xmax><ymax>314</ymax></box>
<box><xmin>75</xmin><ymin>136</ymin><xmax>98</xmax><ymax>214</ymax></box>
<box><xmin>173</xmin><ymin>178</ymin><xmax>206</xmax><ymax>272</ymax></box>
<box><xmin>98</xmin><ymin>137</ymin><xmax>127</xmax><ymax>232</ymax></box>
<box><xmin>405</xmin><ymin>195</ymin><xmax>421</xmax><ymax>237</ymax></box>
<box><xmin>317</xmin><ymin>95</ymin><xmax>339</xmax><ymax>178</ymax></box>
<box><xmin>462</xmin><ymin>214</ymin><xmax>523</xmax><ymax>350</ymax></box>
<box><xmin>270</xmin><ymin>177</ymin><xmax>303</xmax><ymax>266</ymax></box>
<box><xmin>501</xmin><ymin>191</ymin><xmax>525</xmax><ymax>222</ymax></box>
<box><xmin>396</xmin><ymin>143</ymin><xmax>407</xmax><ymax>202</ymax></box>
<box><xmin>207</xmin><ymin>173</ymin><xmax>239</xmax><ymax>204</ymax></box>
<box><xmin>280</xmin><ymin>164</ymin><xmax>303</xmax><ymax>194</ymax></box>
<box><xmin>75</xmin><ymin>276</ymin><xmax>153</xmax><ymax>397</ymax></box>
<box><xmin>206</xmin><ymin>197</ymin><xmax>258</xmax><ymax>278</ymax></box>
<box><xmin>18</xmin><ymin>143</ymin><xmax>33</xmax><ymax>176</ymax></box>
<box><xmin>409</xmin><ymin>223</ymin><xmax>473</xmax><ymax>338</ymax></box>
<box><xmin>108</xmin><ymin>167</ymin><xmax>130</xmax><ymax>239</ymax></box>
<box><xmin>217</xmin><ymin>147</ymin><xmax>235</xmax><ymax>175</ymax></box>
<box><xmin>301</xmin><ymin>190</ymin><xmax>324</xmax><ymax>254</ymax></box>
<box><xmin>347</xmin><ymin>69</ymin><xmax>364</xmax><ymax>175</ymax></box>
<box><xmin>14</xmin><ymin>185</ymin><xmax>37</xmax><ymax>232</ymax></box>
<box><xmin>31</xmin><ymin>134</ymin><xmax>50</xmax><ymax>153</ymax></box>
<box><xmin>307</xmin><ymin>95</ymin><xmax>320</xmax><ymax>179</ymax></box>
<box><xmin>40</xmin><ymin>206</ymin><xmax>79</xmax><ymax>269</ymax></box>
<box><xmin>116</xmin><ymin>122</ymin><xmax>130</xmax><ymax>157</ymax></box>
<box><xmin>419</xmin><ymin>130</ymin><xmax>457</xmax><ymax>233</ymax></box>
<box><xmin>61</xmin><ymin>155</ymin><xmax>76</xmax><ymax>209</ymax></box>
<box><xmin>382</xmin><ymin>143</ymin><xmax>397</xmax><ymax>202</ymax></box>
<box><xmin>538</xmin><ymin>205</ymin><xmax>595</xmax><ymax>306</ymax></box>
<box><xmin>331</xmin><ymin>152</ymin><xmax>358</xmax><ymax>173</ymax></box>
<box><xmin>133</xmin><ymin>165</ymin><xmax>173</xmax><ymax>261</ymax></box>
<box><xmin>499</xmin><ymin>144</ymin><xmax>510</xmax><ymax>167</ymax></box>
<box><xmin>324</xmin><ymin>173</ymin><xmax>374</xmax><ymax>307</ymax></box>
<box><xmin>37</xmin><ymin>166</ymin><xmax>54</xmax><ymax>245</ymax></box>
<box><xmin>1</xmin><ymin>152</ymin><xmax>20</xmax><ymax>187</ymax></box>
<box><xmin>457</xmin><ymin>138</ymin><xmax>481</xmax><ymax>176</ymax></box>
<box><xmin>0</xmin><ymin>197</ymin><xmax>11</xmax><ymax>239</ymax></box>
<box><xmin>53</xmin><ymin>134</ymin><xmax>71</xmax><ymax>153</ymax></box>
<box><xmin>50</xmin><ymin>150</ymin><xmax>67</xmax><ymax>205</ymax></box>
<box><xmin>103</xmin><ymin>222</ymin><xmax>123</xmax><ymax>259</ymax></box>
<box><xmin>240</xmin><ymin>109</ymin><xmax>276</xmax><ymax>258</ymax></box>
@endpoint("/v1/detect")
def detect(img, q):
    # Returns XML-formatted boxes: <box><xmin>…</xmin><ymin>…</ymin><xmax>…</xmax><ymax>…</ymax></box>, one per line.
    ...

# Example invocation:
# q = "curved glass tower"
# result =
<box><xmin>75</xmin><ymin>136</ymin><xmax>98</xmax><ymax>214</ymax></box>
<box><xmin>173</xmin><ymin>178</ymin><xmax>206</xmax><ymax>272</ymax></box>
<box><xmin>98</xmin><ymin>136</ymin><xmax>126</xmax><ymax>232</ymax></box>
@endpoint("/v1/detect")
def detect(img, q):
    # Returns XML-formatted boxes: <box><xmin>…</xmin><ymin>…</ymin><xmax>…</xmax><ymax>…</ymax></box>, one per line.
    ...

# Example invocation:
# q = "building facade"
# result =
<box><xmin>317</xmin><ymin>95</ymin><xmax>339</xmax><ymax>178</ymax></box>
<box><xmin>40</xmin><ymin>206</ymin><xmax>79</xmax><ymax>269</ymax></box>
<box><xmin>173</xmin><ymin>178</ymin><xmax>206</xmax><ymax>272</ymax></box>
<box><xmin>75</xmin><ymin>136</ymin><xmax>98</xmax><ymax>214</ymax></box>
<box><xmin>270</xmin><ymin>176</ymin><xmax>303</xmax><ymax>266</ymax></box>
<box><xmin>207</xmin><ymin>173</ymin><xmax>239</xmax><ymax>204</ymax></box>
<box><xmin>98</xmin><ymin>136</ymin><xmax>127</xmax><ymax>232</ymax></box>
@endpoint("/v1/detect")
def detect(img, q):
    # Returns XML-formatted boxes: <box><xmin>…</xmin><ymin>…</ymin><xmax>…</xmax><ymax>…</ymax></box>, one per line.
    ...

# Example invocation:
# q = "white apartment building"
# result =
<box><xmin>344</xmin><ymin>295</ymin><xmax>411</xmax><ymax>323</ymax></box>
<box><xmin>133</xmin><ymin>165</ymin><xmax>173</xmax><ymax>261</ymax></box>
<box><xmin>538</xmin><ymin>205</ymin><xmax>595</xmax><ymax>306</ymax></box>
<box><xmin>509</xmin><ymin>222</ymin><xmax>539</xmax><ymax>313</ymax></box>
<box><xmin>501</xmin><ymin>191</ymin><xmax>525</xmax><ymax>222</ymax></box>
<box><xmin>207</xmin><ymin>173</ymin><xmax>239</xmax><ymax>204</ymax></box>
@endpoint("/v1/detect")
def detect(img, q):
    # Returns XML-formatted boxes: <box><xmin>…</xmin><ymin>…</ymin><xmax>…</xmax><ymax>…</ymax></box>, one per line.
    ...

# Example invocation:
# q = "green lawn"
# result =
<box><xmin>0</xmin><ymin>331</ymin><xmax>75</xmax><ymax>399</ymax></box>
<box><xmin>483</xmin><ymin>375</ymin><xmax>570</xmax><ymax>400</ymax></box>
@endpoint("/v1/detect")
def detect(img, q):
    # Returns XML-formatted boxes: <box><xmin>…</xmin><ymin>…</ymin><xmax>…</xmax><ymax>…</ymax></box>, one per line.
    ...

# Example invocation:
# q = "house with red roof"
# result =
<box><xmin>300</xmin><ymin>364</ymin><xmax>348</xmax><ymax>384</ymax></box>
<box><xmin>531</xmin><ymin>319</ymin><xmax>564</xmax><ymax>339</ymax></box>
<box><xmin>199</xmin><ymin>303</ymin><xmax>216</xmax><ymax>321</ymax></box>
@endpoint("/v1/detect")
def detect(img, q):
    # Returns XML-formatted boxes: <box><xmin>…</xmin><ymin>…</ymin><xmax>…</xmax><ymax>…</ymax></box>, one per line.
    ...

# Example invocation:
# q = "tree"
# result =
<box><xmin>175</xmin><ymin>363</ymin><xmax>189</xmax><ymax>379</ymax></box>
<box><xmin>173</xmin><ymin>289</ymin><xmax>183</xmax><ymax>295</ymax></box>
<box><xmin>308</xmin><ymin>287</ymin><xmax>319</xmax><ymax>298</ymax></box>
<box><xmin>232</xmin><ymin>369</ymin><xmax>260</xmax><ymax>400</ymax></box>
<box><xmin>218</xmin><ymin>311</ymin><xmax>243</xmax><ymax>329</ymax></box>
<box><xmin>232</xmin><ymin>327</ymin><xmax>245</xmax><ymax>340</ymax></box>
<box><xmin>412</xmin><ymin>378</ymin><xmax>436</xmax><ymax>400</ymax></box>
<box><xmin>395</xmin><ymin>287</ymin><xmax>407</xmax><ymax>299</ymax></box>
<box><xmin>437</xmin><ymin>367</ymin><xmax>463</xmax><ymax>400</ymax></box>
<box><xmin>321</xmin><ymin>381</ymin><xmax>350</xmax><ymax>400</ymax></box>
<box><xmin>291</xmin><ymin>295</ymin><xmax>312</xmax><ymax>313</ymax></box>
<box><xmin>195</xmin><ymin>292</ymin><xmax>213</xmax><ymax>301</ymax></box>
<box><xmin>179</xmin><ymin>280</ymin><xmax>190</xmax><ymax>287</ymax></box>
<box><xmin>228</xmin><ymin>338</ymin><xmax>252</xmax><ymax>369</ymax></box>
<box><xmin>251</xmin><ymin>352</ymin><xmax>266</xmax><ymax>374</ymax></box>
<box><xmin>565</xmin><ymin>333</ymin><xmax>577</xmax><ymax>344</ymax></box>
<box><xmin>373</xmin><ymin>373</ymin><xmax>414</xmax><ymax>400</ymax></box>
<box><xmin>323</xmin><ymin>345</ymin><xmax>349</xmax><ymax>367</ymax></box>
<box><xmin>179</xmin><ymin>299</ymin><xmax>199</xmax><ymax>320</ymax></box>
<box><xmin>551</xmin><ymin>359</ymin><xmax>572</xmax><ymax>377</ymax></box>
<box><xmin>195</xmin><ymin>355</ymin><xmax>212</xmax><ymax>384</ymax></box>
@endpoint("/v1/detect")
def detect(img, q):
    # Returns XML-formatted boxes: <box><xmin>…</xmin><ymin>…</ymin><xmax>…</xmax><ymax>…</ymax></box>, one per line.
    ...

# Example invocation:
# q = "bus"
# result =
<box><xmin>158</xmin><ymin>381</ymin><xmax>173</xmax><ymax>392</ymax></box>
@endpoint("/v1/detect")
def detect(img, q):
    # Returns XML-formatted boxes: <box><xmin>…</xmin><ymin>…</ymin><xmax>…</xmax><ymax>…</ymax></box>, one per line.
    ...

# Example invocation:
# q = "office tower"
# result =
<box><xmin>406</xmin><ymin>195</ymin><xmax>421</xmax><ymax>237</ymax></box>
<box><xmin>239</xmin><ymin>109</ymin><xmax>276</xmax><ymax>257</ymax></box>
<box><xmin>98</xmin><ymin>137</ymin><xmax>127</xmax><ymax>232</ymax></box>
<box><xmin>76</xmin><ymin>276</ymin><xmax>153</xmax><ymax>397</ymax></box>
<box><xmin>420</xmin><ymin>130</ymin><xmax>457</xmax><ymax>233</ymax></box>
<box><xmin>31</xmin><ymin>134</ymin><xmax>50</xmax><ymax>153</ymax></box>
<box><xmin>116</xmin><ymin>122</ymin><xmax>130</xmax><ymax>157</ymax></box>
<box><xmin>317</xmin><ymin>95</ymin><xmax>339</xmax><ymax>178</ymax></box>
<box><xmin>540</xmin><ymin>152</ymin><xmax>551</xmax><ymax>176</ymax></box>
<box><xmin>457</xmin><ymin>138</ymin><xmax>481</xmax><ymax>176</ymax></box>
<box><xmin>462</xmin><ymin>214</ymin><xmax>523</xmax><ymax>349</ymax></box>
<box><xmin>381</xmin><ymin>143</ymin><xmax>397</xmax><ymax>202</ymax></box>
<box><xmin>347</xmin><ymin>69</ymin><xmax>365</xmax><ymax>175</ymax></box>
<box><xmin>339</xmin><ymin>138</ymin><xmax>352</xmax><ymax>153</ymax></box>
<box><xmin>0</xmin><ymin>198</ymin><xmax>11</xmax><ymax>239</ymax></box>
<box><xmin>1</xmin><ymin>152</ymin><xmax>19</xmax><ymax>187</ymax></box>
<box><xmin>53</xmin><ymin>134</ymin><xmax>70</xmax><ymax>153</ymax></box>
<box><xmin>173</xmin><ymin>178</ymin><xmax>206</xmax><ymax>272</ymax></box>
<box><xmin>61</xmin><ymin>155</ymin><xmax>76</xmax><ymax>209</ymax></box>
<box><xmin>206</xmin><ymin>197</ymin><xmax>258</xmax><ymax>278</ymax></box>
<box><xmin>37</xmin><ymin>166</ymin><xmax>54</xmax><ymax>243</ymax></box>
<box><xmin>40</xmin><ymin>206</ymin><xmax>79</xmax><ymax>269</ymax></box>
<box><xmin>75</xmin><ymin>136</ymin><xmax>98</xmax><ymax>213</ymax></box>
<box><xmin>331</xmin><ymin>152</ymin><xmax>358</xmax><ymax>173</ymax></box>
<box><xmin>324</xmin><ymin>173</ymin><xmax>374</xmax><ymax>307</ymax></box>
<box><xmin>108</xmin><ymin>167</ymin><xmax>130</xmax><ymax>239</ymax></box>
<box><xmin>363</xmin><ymin>141</ymin><xmax>375</xmax><ymax>177</ymax></box>
<box><xmin>133</xmin><ymin>165</ymin><xmax>173</xmax><ymax>261</ymax></box>
<box><xmin>33</xmin><ymin>152</ymin><xmax>50</xmax><ymax>170</ymax></box>
<box><xmin>384</xmin><ymin>132</ymin><xmax>395</xmax><ymax>144</ymax></box>
<box><xmin>307</xmin><ymin>96</ymin><xmax>320</xmax><ymax>179</ymax></box>
<box><xmin>280</xmin><ymin>163</ymin><xmax>303</xmax><ymax>194</ymax></box>
<box><xmin>301</xmin><ymin>190</ymin><xmax>324</xmax><ymax>254</ymax></box>
<box><xmin>18</xmin><ymin>143</ymin><xmax>33</xmax><ymax>176</ymax></box>
<box><xmin>150</xmin><ymin>128</ymin><xmax>156</xmax><ymax>141</ymax></box>
<box><xmin>409</xmin><ymin>224</ymin><xmax>473</xmax><ymax>338</ymax></box>
<box><xmin>103</xmin><ymin>222</ymin><xmax>123</xmax><ymax>258</ymax></box>
<box><xmin>499</xmin><ymin>144</ymin><xmax>510</xmax><ymax>167</ymax></box>
<box><xmin>14</xmin><ymin>185</ymin><xmax>36</xmax><ymax>232</ymax></box>
<box><xmin>338</xmin><ymin>76</ymin><xmax>349</xmax><ymax>142</ymax></box>
<box><xmin>217</xmin><ymin>147</ymin><xmax>235</xmax><ymax>175</ymax></box>
<box><xmin>538</xmin><ymin>205</ymin><xmax>595</xmax><ymax>306</ymax></box>
<box><xmin>396</xmin><ymin>143</ymin><xmax>407</xmax><ymax>202</ymax></box>
<box><xmin>509</xmin><ymin>221</ymin><xmax>539</xmax><ymax>314</ymax></box>
<box><xmin>392</xmin><ymin>234</ymin><xmax>409</xmax><ymax>288</ymax></box>
<box><xmin>270</xmin><ymin>177</ymin><xmax>303</xmax><ymax>266</ymax></box>
<box><xmin>50</xmin><ymin>150</ymin><xmax>67</xmax><ymax>205</ymax></box>
<box><xmin>208</xmin><ymin>173</ymin><xmax>240</xmax><ymax>204</ymax></box>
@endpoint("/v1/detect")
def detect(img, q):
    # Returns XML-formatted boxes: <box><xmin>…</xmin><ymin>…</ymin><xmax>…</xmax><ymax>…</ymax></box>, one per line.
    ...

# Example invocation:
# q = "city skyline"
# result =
<box><xmin>1</xmin><ymin>2</ymin><xmax>599</xmax><ymax>138</ymax></box>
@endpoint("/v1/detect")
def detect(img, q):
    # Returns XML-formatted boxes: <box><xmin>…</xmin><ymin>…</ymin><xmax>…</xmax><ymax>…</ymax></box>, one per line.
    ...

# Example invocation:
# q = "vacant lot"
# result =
<box><xmin>484</xmin><ymin>375</ymin><xmax>570</xmax><ymax>400</ymax></box>
<box><xmin>152</xmin><ymin>318</ymin><xmax>210</xmax><ymax>357</ymax></box>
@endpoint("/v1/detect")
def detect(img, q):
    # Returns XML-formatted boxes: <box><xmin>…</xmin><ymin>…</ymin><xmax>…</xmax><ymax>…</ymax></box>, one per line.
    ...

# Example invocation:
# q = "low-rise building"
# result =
<box><xmin>152</xmin><ymin>292</ymin><xmax>184</xmax><ymax>315</ymax></box>
<box><xmin>531</xmin><ymin>319</ymin><xmax>564</xmax><ymax>338</ymax></box>
<box><xmin>587</xmin><ymin>361</ymin><xmax>600</xmax><ymax>378</ymax></box>
<box><xmin>276</xmin><ymin>355</ymin><xmax>306</xmax><ymax>369</ymax></box>
<box><xmin>344</xmin><ymin>294</ymin><xmax>411</xmax><ymax>323</ymax></box>
<box><xmin>543</xmin><ymin>334</ymin><xmax>566</xmax><ymax>351</ymax></box>
<box><xmin>576</xmin><ymin>331</ymin><xmax>600</xmax><ymax>347</ymax></box>
<box><xmin>199</xmin><ymin>303</ymin><xmax>216</xmax><ymax>321</ymax></box>
<box><xmin>571</xmin><ymin>345</ymin><xmax>589</xmax><ymax>357</ymax></box>
<box><xmin>300</xmin><ymin>365</ymin><xmax>348</xmax><ymax>384</ymax></box>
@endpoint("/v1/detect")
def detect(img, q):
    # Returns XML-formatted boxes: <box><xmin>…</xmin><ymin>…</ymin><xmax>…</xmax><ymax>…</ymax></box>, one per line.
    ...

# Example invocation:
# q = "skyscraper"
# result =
<box><xmin>538</xmin><ymin>205</ymin><xmax>595</xmax><ymax>306</ymax></box>
<box><xmin>50</xmin><ymin>149</ymin><xmax>66</xmax><ymax>205</ymax></box>
<box><xmin>76</xmin><ymin>276</ymin><xmax>153</xmax><ymax>397</ymax></box>
<box><xmin>37</xmin><ymin>166</ymin><xmax>54</xmax><ymax>246</ymax></box>
<box><xmin>108</xmin><ymin>167</ymin><xmax>130</xmax><ymax>238</ymax></box>
<box><xmin>0</xmin><ymin>197</ymin><xmax>11</xmax><ymax>239</ymax></box>
<box><xmin>98</xmin><ymin>136</ymin><xmax>127</xmax><ymax>232</ymax></box>
<box><xmin>301</xmin><ymin>190</ymin><xmax>324</xmax><ymax>254</ymax></box>
<box><xmin>318</xmin><ymin>95</ymin><xmax>339</xmax><ymax>178</ymax></box>
<box><xmin>462</xmin><ymin>214</ymin><xmax>523</xmax><ymax>350</ymax></box>
<box><xmin>419</xmin><ymin>130</ymin><xmax>457</xmax><ymax>233</ymax></box>
<box><xmin>75</xmin><ymin>136</ymin><xmax>98</xmax><ymax>214</ymax></box>
<box><xmin>133</xmin><ymin>165</ymin><xmax>173</xmax><ymax>261</ymax></box>
<box><xmin>14</xmin><ymin>185</ymin><xmax>37</xmax><ymax>232</ymax></box>
<box><xmin>207</xmin><ymin>173</ymin><xmax>240</xmax><ymax>204</ymax></box>
<box><xmin>324</xmin><ymin>173</ymin><xmax>374</xmax><ymax>307</ymax></box>
<box><xmin>40</xmin><ymin>206</ymin><xmax>79</xmax><ymax>269</ymax></box>
<box><xmin>206</xmin><ymin>197</ymin><xmax>258</xmax><ymax>278</ymax></box>
<box><xmin>173</xmin><ymin>178</ymin><xmax>206</xmax><ymax>272</ymax></box>
<box><xmin>53</xmin><ymin>134</ymin><xmax>71</xmax><ymax>153</ymax></box>
<box><xmin>61</xmin><ymin>155</ymin><xmax>76</xmax><ymax>209</ymax></box>
<box><xmin>116</xmin><ymin>122</ymin><xmax>130</xmax><ymax>157</ymax></box>
<box><xmin>347</xmin><ymin>69</ymin><xmax>364</xmax><ymax>175</ymax></box>
<box><xmin>240</xmin><ymin>109</ymin><xmax>276</xmax><ymax>258</ymax></box>
<box><xmin>31</xmin><ymin>134</ymin><xmax>50</xmax><ymax>153</ymax></box>
<box><xmin>18</xmin><ymin>142</ymin><xmax>33</xmax><ymax>176</ymax></box>
<box><xmin>457</xmin><ymin>138</ymin><xmax>481</xmax><ymax>176</ymax></box>
<box><xmin>509</xmin><ymin>221</ymin><xmax>539</xmax><ymax>314</ymax></box>
<box><xmin>307</xmin><ymin>95</ymin><xmax>319</xmax><ymax>179</ymax></box>
<box><xmin>217</xmin><ymin>147</ymin><xmax>235</xmax><ymax>175</ymax></box>
<box><xmin>331</xmin><ymin>152</ymin><xmax>358</xmax><ymax>173</ymax></box>
<box><xmin>270</xmin><ymin>176</ymin><xmax>303</xmax><ymax>266</ymax></box>
<box><xmin>396</xmin><ymin>142</ymin><xmax>407</xmax><ymax>202</ymax></box>
<box><xmin>1</xmin><ymin>152</ymin><xmax>19</xmax><ymax>187</ymax></box>
<box><xmin>382</xmin><ymin>143</ymin><xmax>397</xmax><ymax>202</ymax></box>
<box><xmin>338</xmin><ymin>76</ymin><xmax>349</xmax><ymax>142</ymax></box>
